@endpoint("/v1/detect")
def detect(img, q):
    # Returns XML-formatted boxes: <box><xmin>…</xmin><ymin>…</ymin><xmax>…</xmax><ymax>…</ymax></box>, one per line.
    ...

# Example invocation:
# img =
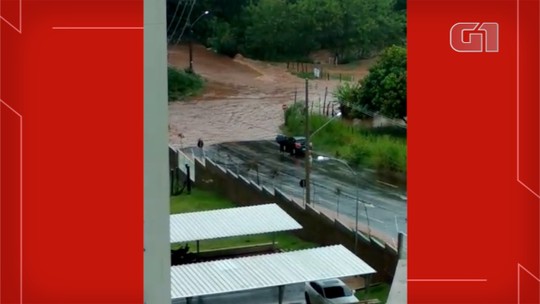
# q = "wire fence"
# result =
<box><xmin>286</xmin><ymin>62</ymin><xmax>357</xmax><ymax>82</ymax></box>
<box><xmin>189</xmin><ymin>147</ymin><xmax>407</xmax><ymax>246</ymax></box>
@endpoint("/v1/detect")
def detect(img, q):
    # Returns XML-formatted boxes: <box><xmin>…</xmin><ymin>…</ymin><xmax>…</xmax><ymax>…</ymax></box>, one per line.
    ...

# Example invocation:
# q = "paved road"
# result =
<box><xmin>183</xmin><ymin>140</ymin><xmax>407</xmax><ymax>244</ymax></box>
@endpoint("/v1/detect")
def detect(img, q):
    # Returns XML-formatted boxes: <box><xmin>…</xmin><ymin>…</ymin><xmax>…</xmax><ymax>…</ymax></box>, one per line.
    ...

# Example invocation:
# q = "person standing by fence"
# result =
<box><xmin>197</xmin><ymin>138</ymin><xmax>204</xmax><ymax>158</ymax></box>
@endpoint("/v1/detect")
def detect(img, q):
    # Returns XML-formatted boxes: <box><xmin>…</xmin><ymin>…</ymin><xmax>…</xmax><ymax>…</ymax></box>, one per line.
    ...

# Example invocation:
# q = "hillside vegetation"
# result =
<box><xmin>168</xmin><ymin>66</ymin><xmax>204</xmax><ymax>101</ymax></box>
<box><xmin>167</xmin><ymin>0</ymin><xmax>406</xmax><ymax>62</ymax></box>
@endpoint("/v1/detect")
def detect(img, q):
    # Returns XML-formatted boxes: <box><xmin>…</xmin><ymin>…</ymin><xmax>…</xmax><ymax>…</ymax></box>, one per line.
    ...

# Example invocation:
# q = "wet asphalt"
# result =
<box><xmin>183</xmin><ymin>140</ymin><xmax>407</xmax><ymax>244</ymax></box>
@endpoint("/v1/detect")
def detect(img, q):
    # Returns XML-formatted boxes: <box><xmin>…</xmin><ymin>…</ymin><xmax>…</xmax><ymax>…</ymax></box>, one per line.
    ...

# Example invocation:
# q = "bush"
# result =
<box><xmin>207</xmin><ymin>19</ymin><xmax>240</xmax><ymax>57</ymax></box>
<box><xmin>346</xmin><ymin>141</ymin><xmax>372</xmax><ymax>167</ymax></box>
<box><xmin>282</xmin><ymin>107</ymin><xmax>407</xmax><ymax>174</ymax></box>
<box><xmin>168</xmin><ymin>66</ymin><xmax>204</xmax><ymax>101</ymax></box>
<box><xmin>368</xmin><ymin>136</ymin><xmax>407</xmax><ymax>174</ymax></box>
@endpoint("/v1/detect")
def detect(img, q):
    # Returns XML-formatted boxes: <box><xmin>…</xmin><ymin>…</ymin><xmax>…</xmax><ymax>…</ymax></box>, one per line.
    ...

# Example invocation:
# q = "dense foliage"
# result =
<box><xmin>335</xmin><ymin>45</ymin><xmax>406</xmax><ymax>121</ymax></box>
<box><xmin>283</xmin><ymin>103</ymin><xmax>407</xmax><ymax>174</ymax></box>
<box><xmin>166</xmin><ymin>0</ymin><xmax>406</xmax><ymax>61</ymax></box>
<box><xmin>168</xmin><ymin>66</ymin><xmax>204</xmax><ymax>101</ymax></box>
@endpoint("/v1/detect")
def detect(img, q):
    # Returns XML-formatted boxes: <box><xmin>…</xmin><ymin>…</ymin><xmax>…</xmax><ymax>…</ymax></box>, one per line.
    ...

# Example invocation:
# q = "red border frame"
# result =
<box><xmin>1</xmin><ymin>0</ymin><xmax>538</xmax><ymax>303</ymax></box>
<box><xmin>409</xmin><ymin>0</ymin><xmax>539</xmax><ymax>303</ymax></box>
<box><xmin>1</xmin><ymin>1</ymin><xmax>143</xmax><ymax>303</ymax></box>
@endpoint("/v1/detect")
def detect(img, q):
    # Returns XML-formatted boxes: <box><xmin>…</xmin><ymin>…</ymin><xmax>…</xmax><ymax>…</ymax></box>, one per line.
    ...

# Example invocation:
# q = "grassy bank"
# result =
<box><xmin>356</xmin><ymin>283</ymin><xmax>391</xmax><ymax>303</ymax></box>
<box><xmin>283</xmin><ymin>103</ymin><xmax>407</xmax><ymax>175</ymax></box>
<box><xmin>168</xmin><ymin>66</ymin><xmax>204</xmax><ymax>101</ymax></box>
<box><xmin>170</xmin><ymin>189</ymin><xmax>318</xmax><ymax>251</ymax></box>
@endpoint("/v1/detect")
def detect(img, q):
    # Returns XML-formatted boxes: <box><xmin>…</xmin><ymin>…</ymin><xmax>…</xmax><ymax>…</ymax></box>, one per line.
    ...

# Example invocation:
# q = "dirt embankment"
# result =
<box><xmin>168</xmin><ymin>44</ymin><xmax>374</xmax><ymax>148</ymax></box>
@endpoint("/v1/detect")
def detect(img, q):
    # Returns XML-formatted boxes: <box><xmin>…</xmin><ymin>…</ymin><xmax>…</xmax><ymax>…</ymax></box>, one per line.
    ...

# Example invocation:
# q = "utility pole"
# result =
<box><xmin>187</xmin><ymin>23</ymin><xmax>193</xmax><ymax>72</ymax></box>
<box><xmin>186</xmin><ymin>11</ymin><xmax>209</xmax><ymax>73</ymax></box>
<box><xmin>304</xmin><ymin>78</ymin><xmax>311</xmax><ymax>205</ymax></box>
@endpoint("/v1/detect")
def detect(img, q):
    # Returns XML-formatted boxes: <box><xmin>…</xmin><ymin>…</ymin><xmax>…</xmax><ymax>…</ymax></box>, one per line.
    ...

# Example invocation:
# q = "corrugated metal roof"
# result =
<box><xmin>170</xmin><ymin>204</ymin><xmax>302</xmax><ymax>243</ymax></box>
<box><xmin>170</xmin><ymin>244</ymin><xmax>376</xmax><ymax>299</ymax></box>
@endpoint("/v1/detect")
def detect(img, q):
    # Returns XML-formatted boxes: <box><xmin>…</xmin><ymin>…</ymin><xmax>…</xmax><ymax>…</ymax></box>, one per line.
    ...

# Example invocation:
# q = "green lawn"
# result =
<box><xmin>170</xmin><ymin>189</ymin><xmax>235</xmax><ymax>214</ymax></box>
<box><xmin>170</xmin><ymin>189</ymin><xmax>318</xmax><ymax>251</ymax></box>
<box><xmin>355</xmin><ymin>283</ymin><xmax>391</xmax><ymax>304</ymax></box>
<box><xmin>172</xmin><ymin>232</ymin><xmax>318</xmax><ymax>252</ymax></box>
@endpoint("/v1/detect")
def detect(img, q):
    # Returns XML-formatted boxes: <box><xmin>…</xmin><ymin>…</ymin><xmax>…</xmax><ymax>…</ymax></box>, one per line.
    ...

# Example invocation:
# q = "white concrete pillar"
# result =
<box><xmin>144</xmin><ymin>0</ymin><xmax>171</xmax><ymax>303</ymax></box>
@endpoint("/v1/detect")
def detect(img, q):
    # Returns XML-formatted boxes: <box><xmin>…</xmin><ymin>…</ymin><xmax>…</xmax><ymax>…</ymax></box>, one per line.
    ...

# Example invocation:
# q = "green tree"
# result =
<box><xmin>200</xmin><ymin>0</ymin><xmax>253</xmax><ymax>55</ymax></box>
<box><xmin>166</xmin><ymin>0</ymin><xmax>406</xmax><ymax>61</ymax></box>
<box><xmin>345</xmin><ymin>0</ymin><xmax>405</xmax><ymax>58</ymax></box>
<box><xmin>294</xmin><ymin>0</ymin><xmax>405</xmax><ymax>61</ymax></box>
<box><xmin>359</xmin><ymin>45</ymin><xmax>407</xmax><ymax>121</ymax></box>
<box><xmin>334</xmin><ymin>45</ymin><xmax>406</xmax><ymax>121</ymax></box>
<box><xmin>207</xmin><ymin>18</ymin><xmax>239</xmax><ymax>57</ymax></box>
<box><xmin>295</xmin><ymin>0</ymin><xmax>343</xmax><ymax>58</ymax></box>
<box><xmin>334</xmin><ymin>81</ymin><xmax>366</xmax><ymax>118</ymax></box>
<box><xmin>242</xmin><ymin>0</ymin><xmax>310</xmax><ymax>60</ymax></box>
<box><xmin>394</xmin><ymin>0</ymin><xmax>406</xmax><ymax>12</ymax></box>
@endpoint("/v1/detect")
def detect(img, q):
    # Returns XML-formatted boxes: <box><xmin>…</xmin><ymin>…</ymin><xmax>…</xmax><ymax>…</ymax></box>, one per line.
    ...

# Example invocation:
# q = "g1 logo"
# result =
<box><xmin>450</xmin><ymin>22</ymin><xmax>499</xmax><ymax>53</ymax></box>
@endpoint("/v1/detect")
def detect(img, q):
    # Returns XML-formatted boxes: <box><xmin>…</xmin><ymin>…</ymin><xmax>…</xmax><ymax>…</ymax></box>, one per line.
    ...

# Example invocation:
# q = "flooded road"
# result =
<box><xmin>168</xmin><ymin>44</ymin><xmax>344</xmax><ymax>148</ymax></box>
<box><xmin>169</xmin><ymin>44</ymin><xmax>407</xmax><ymax>247</ymax></box>
<box><xmin>182</xmin><ymin>140</ymin><xmax>407</xmax><ymax>245</ymax></box>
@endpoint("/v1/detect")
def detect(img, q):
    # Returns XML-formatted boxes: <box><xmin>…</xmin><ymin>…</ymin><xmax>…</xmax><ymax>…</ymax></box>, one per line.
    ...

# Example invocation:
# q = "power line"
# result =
<box><xmin>169</xmin><ymin>0</ymin><xmax>191</xmax><ymax>43</ymax></box>
<box><xmin>169</xmin><ymin>0</ymin><xmax>195</xmax><ymax>42</ymax></box>
<box><xmin>174</xmin><ymin>0</ymin><xmax>197</xmax><ymax>45</ymax></box>
<box><xmin>167</xmin><ymin>0</ymin><xmax>186</xmax><ymax>34</ymax></box>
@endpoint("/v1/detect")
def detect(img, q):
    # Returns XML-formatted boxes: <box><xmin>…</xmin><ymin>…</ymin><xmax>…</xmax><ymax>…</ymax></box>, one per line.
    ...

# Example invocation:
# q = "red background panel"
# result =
<box><xmin>409</xmin><ymin>0</ymin><xmax>539</xmax><ymax>303</ymax></box>
<box><xmin>1</xmin><ymin>0</ymin><xmax>143</xmax><ymax>303</ymax></box>
<box><xmin>518</xmin><ymin>0</ymin><xmax>540</xmax><ymax>199</ymax></box>
<box><xmin>1</xmin><ymin>0</ymin><xmax>538</xmax><ymax>303</ymax></box>
<box><xmin>0</xmin><ymin>0</ymin><xmax>21</xmax><ymax>32</ymax></box>
<box><xmin>518</xmin><ymin>265</ymin><xmax>540</xmax><ymax>304</ymax></box>
<box><xmin>0</xmin><ymin>102</ymin><xmax>22</xmax><ymax>304</ymax></box>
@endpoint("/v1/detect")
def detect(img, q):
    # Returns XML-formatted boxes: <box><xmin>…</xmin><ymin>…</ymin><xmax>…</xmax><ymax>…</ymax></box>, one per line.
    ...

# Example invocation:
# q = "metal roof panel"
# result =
<box><xmin>170</xmin><ymin>204</ymin><xmax>302</xmax><ymax>243</ymax></box>
<box><xmin>170</xmin><ymin>245</ymin><xmax>376</xmax><ymax>299</ymax></box>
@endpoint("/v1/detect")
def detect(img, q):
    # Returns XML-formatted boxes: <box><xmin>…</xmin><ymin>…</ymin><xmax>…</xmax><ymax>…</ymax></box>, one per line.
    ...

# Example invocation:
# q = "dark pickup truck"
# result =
<box><xmin>276</xmin><ymin>135</ymin><xmax>308</xmax><ymax>156</ymax></box>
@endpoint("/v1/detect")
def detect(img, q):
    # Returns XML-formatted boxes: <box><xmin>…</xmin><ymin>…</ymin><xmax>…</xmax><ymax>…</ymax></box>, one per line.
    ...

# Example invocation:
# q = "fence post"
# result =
<box><xmin>323</xmin><ymin>87</ymin><xmax>328</xmax><ymax>114</ymax></box>
<box><xmin>397</xmin><ymin>232</ymin><xmax>406</xmax><ymax>258</ymax></box>
<box><xmin>170</xmin><ymin>168</ymin><xmax>175</xmax><ymax>196</ymax></box>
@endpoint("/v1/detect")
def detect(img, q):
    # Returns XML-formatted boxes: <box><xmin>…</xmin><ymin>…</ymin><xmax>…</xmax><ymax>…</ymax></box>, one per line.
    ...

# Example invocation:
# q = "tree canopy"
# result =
<box><xmin>166</xmin><ymin>0</ymin><xmax>406</xmax><ymax>62</ymax></box>
<box><xmin>335</xmin><ymin>45</ymin><xmax>407</xmax><ymax>121</ymax></box>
